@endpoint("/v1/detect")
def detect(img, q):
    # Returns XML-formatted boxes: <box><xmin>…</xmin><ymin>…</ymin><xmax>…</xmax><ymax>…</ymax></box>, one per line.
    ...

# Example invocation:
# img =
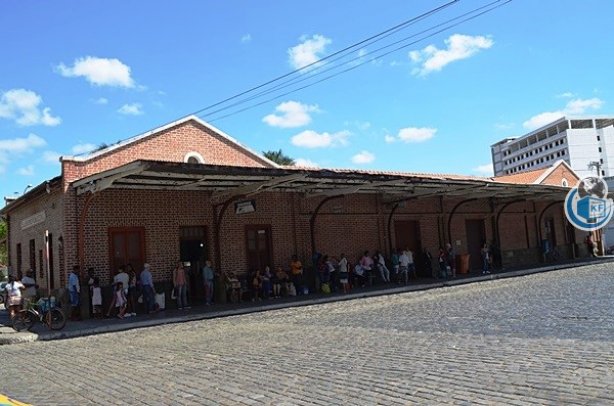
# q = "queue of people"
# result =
<box><xmin>3</xmin><ymin>243</ymin><xmax>505</xmax><ymax>322</ymax></box>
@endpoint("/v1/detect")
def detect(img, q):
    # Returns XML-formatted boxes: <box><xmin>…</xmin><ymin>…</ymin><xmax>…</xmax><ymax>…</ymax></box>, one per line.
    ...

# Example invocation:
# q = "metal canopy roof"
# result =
<box><xmin>72</xmin><ymin>160</ymin><xmax>569</xmax><ymax>204</ymax></box>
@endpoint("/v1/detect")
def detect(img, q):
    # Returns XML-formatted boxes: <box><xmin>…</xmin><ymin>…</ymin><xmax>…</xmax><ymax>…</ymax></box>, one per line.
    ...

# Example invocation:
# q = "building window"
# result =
<box><xmin>183</xmin><ymin>152</ymin><xmax>205</xmax><ymax>164</ymax></box>
<box><xmin>16</xmin><ymin>243</ymin><xmax>22</xmax><ymax>275</ymax></box>
<box><xmin>601</xmin><ymin>158</ymin><xmax>604</xmax><ymax>164</ymax></box>
<box><xmin>562</xmin><ymin>179</ymin><xmax>568</xmax><ymax>187</ymax></box>
<box><xmin>602</xmin><ymin>170</ymin><xmax>606</xmax><ymax>176</ymax></box>
<box><xmin>597</xmin><ymin>136</ymin><xmax>600</xmax><ymax>141</ymax></box>
<box><xmin>48</xmin><ymin>233</ymin><xmax>55</xmax><ymax>290</ymax></box>
<box><xmin>599</xmin><ymin>147</ymin><xmax>602</xmax><ymax>153</ymax></box>
<box><xmin>29</xmin><ymin>239</ymin><xmax>35</xmax><ymax>273</ymax></box>
<box><xmin>38</xmin><ymin>249</ymin><xmax>43</xmax><ymax>279</ymax></box>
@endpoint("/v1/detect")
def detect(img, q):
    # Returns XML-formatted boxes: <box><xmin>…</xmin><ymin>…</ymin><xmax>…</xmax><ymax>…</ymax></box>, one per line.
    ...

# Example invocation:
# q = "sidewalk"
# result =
<box><xmin>1</xmin><ymin>256</ymin><xmax>612</xmax><ymax>345</ymax></box>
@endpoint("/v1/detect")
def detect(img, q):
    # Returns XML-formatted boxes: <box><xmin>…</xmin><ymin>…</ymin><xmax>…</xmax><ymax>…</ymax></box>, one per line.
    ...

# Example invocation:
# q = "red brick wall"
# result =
<box><xmin>62</xmin><ymin>120</ymin><xmax>272</xmax><ymax>184</ymax></box>
<box><xmin>540</xmin><ymin>164</ymin><xmax>580</xmax><ymax>187</ymax></box>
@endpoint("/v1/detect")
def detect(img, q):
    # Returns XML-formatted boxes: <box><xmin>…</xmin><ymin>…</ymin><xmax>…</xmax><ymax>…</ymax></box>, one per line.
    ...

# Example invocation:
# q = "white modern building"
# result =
<box><xmin>491</xmin><ymin>116</ymin><xmax>614</xmax><ymax>179</ymax></box>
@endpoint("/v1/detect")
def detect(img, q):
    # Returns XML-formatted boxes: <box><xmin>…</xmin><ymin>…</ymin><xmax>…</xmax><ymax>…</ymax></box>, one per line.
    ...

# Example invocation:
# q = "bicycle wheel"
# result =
<box><xmin>12</xmin><ymin>310</ymin><xmax>34</xmax><ymax>332</ymax></box>
<box><xmin>46</xmin><ymin>308</ymin><xmax>66</xmax><ymax>330</ymax></box>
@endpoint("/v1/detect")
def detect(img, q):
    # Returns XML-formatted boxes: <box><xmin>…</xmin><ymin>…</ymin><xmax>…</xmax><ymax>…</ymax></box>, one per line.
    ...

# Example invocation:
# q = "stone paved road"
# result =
<box><xmin>0</xmin><ymin>264</ymin><xmax>613</xmax><ymax>405</ymax></box>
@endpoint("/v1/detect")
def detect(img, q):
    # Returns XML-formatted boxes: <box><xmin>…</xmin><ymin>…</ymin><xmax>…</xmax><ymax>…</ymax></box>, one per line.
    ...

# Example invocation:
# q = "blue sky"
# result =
<box><xmin>1</xmin><ymin>0</ymin><xmax>612</xmax><ymax>199</ymax></box>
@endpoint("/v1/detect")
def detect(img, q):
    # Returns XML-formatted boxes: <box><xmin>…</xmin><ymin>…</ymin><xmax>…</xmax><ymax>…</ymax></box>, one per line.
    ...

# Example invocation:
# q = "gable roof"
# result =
<box><xmin>493</xmin><ymin>160</ymin><xmax>578</xmax><ymax>185</ymax></box>
<box><xmin>60</xmin><ymin>115</ymin><xmax>280</xmax><ymax>168</ymax></box>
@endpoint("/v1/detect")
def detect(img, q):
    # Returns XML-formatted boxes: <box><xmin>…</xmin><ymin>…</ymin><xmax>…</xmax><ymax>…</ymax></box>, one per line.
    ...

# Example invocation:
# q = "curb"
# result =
<box><xmin>2</xmin><ymin>257</ymin><xmax>613</xmax><ymax>345</ymax></box>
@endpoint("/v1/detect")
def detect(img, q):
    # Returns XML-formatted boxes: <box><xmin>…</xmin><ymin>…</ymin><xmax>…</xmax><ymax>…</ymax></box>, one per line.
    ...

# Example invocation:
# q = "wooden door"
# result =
<box><xmin>394</xmin><ymin>220</ymin><xmax>421</xmax><ymax>253</ymax></box>
<box><xmin>465</xmin><ymin>219</ymin><xmax>485</xmax><ymax>270</ymax></box>
<box><xmin>245</xmin><ymin>225</ymin><xmax>273</xmax><ymax>273</ymax></box>
<box><xmin>109</xmin><ymin>227</ymin><xmax>145</xmax><ymax>281</ymax></box>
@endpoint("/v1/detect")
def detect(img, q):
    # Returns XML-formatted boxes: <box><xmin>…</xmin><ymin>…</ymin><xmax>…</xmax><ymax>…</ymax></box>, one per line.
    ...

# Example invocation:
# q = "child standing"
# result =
<box><xmin>91</xmin><ymin>277</ymin><xmax>103</xmax><ymax>318</ymax></box>
<box><xmin>114</xmin><ymin>281</ymin><xmax>128</xmax><ymax>319</ymax></box>
<box><xmin>338</xmin><ymin>253</ymin><xmax>349</xmax><ymax>294</ymax></box>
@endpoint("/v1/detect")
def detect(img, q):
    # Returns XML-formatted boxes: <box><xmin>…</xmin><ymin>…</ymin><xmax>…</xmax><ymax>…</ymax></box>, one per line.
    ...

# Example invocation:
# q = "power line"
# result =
<box><xmin>205</xmin><ymin>0</ymin><xmax>512</xmax><ymax>123</ymax></box>
<box><xmin>182</xmin><ymin>0</ymin><xmax>462</xmax><ymax>118</ymax></box>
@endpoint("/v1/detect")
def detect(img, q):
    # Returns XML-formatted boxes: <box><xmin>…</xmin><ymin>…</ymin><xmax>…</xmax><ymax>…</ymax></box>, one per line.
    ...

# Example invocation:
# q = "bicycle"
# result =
<box><xmin>12</xmin><ymin>297</ymin><xmax>66</xmax><ymax>332</ymax></box>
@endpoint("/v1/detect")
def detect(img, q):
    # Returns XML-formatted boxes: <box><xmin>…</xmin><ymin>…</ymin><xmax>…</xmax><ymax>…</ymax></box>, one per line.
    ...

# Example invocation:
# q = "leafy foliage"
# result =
<box><xmin>263</xmin><ymin>149</ymin><xmax>295</xmax><ymax>166</ymax></box>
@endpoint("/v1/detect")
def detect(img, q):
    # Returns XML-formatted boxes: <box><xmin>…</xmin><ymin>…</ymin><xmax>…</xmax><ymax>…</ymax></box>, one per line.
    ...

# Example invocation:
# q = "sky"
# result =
<box><xmin>1</xmin><ymin>0</ymin><xmax>613</xmax><ymax>200</ymax></box>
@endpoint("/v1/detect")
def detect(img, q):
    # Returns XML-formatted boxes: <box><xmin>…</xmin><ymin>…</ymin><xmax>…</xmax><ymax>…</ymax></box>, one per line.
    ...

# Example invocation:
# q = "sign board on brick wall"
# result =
<box><xmin>235</xmin><ymin>200</ymin><xmax>256</xmax><ymax>215</ymax></box>
<box><xmin>21</xmin><ymin>211</ymin><xmax>46</xmax><ymax>230</ymax></box>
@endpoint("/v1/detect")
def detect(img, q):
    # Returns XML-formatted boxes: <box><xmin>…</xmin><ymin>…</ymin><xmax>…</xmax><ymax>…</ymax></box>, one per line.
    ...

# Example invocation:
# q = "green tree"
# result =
<box><xmin>263</xmin><ymin>149</ymin><xmax>295</xmax><ymax>166</ymax></box>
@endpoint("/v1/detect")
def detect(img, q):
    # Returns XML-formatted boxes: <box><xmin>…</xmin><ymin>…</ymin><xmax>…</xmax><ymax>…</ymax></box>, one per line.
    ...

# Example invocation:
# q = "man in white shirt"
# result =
<box><xmin>114</xmin><ymin>266</ymin><xmax>130</xmax><ymax>295</ymax></box>
<box><xmin>398</xmin><ymin>250</ymin><xmax>410</xmax><ymax>285</ymax></box>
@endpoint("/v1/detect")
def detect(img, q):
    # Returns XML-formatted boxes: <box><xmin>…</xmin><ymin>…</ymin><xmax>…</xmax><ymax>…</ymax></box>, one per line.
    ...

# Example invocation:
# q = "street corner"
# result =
<box><xmin>0</xmin><ymin>326</ymin><xmax>38</xmax><ymax>345</ymax></box>
<box><xmin>0</xmin><ymin>393</ymin><xmax>31</xmax><ymax>405</ymax></box>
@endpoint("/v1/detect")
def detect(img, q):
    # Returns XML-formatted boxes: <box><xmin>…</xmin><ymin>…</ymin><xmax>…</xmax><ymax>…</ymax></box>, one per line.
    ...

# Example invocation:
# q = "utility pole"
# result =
<box><xmin>588</xmin><ymin>161</ymin><xmax>602</xmax><ymax>177</ymax></box>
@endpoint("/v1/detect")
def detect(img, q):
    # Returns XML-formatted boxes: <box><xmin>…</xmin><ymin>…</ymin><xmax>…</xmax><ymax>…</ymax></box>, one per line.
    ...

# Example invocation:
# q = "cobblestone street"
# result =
<box><xmin>1</xmin><ymin>264</ymin><xmax>613</xmax><ymax>405</ymax></box>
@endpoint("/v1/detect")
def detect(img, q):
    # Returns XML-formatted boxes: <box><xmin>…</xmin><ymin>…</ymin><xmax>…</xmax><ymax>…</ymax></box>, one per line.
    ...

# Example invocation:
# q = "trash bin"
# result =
<box><xmin>456</xmin><ymin>254</ymin><xmax>470</xmax><ymax>274</ymax></box>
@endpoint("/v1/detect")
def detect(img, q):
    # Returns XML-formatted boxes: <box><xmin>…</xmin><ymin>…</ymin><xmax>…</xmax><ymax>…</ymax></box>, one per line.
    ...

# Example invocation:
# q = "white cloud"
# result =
<box><xmin>17</xmin><ymin>165</ymin><xmax>35</xmax><ymax>176</ymax></box>
<box><xmin>56</xmin><ymin>56</ymin><xmax>135</xmax><ymax>87</ymax></box>
<box><xmin>291</xmin><ymin>130</ymin><xmax>350</xmax><ymax>148</ymax></box>
<box><xmin>93</xmin><ymin>97</ymin><xmax>108</xmax><ymax>105</ymax></box>
<box><xmin>241</xmin><ymin>34</ymin><xmax>252</xmax><ymax>43</ymax></box>
<box><xmin>0</xmin><ymin>89</ymin><xmax>61</xmax><ymax>127</ymax></box>
<box><xmin>557</xmin><ymin>92</ymin><xmax>574</xmax><ymax>99</ymax></box>
<box><xmin>288</xmin><ymin>34</ymin><xmax>332</xmax><ymax>70</ymax></box>
<box><xmin>473</xmin><ymin>164</ymin><xmax>493</xmax><ymax>176</ymax></box>
<box><xmin>522</xmin><ymin>112</ymin><xmax>565</xmax><ymax>130</ymax></box>
<box><xmin>397</xmin><ymin>127</ymin><xmax>437</xmax><ymax>143</ymax></box>
<box><xmin>263</xmin><ymin>101</ymin><xmax>319</xmax><ymax>128</ymax></box>
<box><xmin>409</xmin><ymin>34</ymin><xmax>493</xmax><ymax>76</ymax></box>
<box><xmin>384</xmin><ymin>135</ymin><xmax>396</xmax><ymax>143</ymax></box>
<box><xmin>118</xmin><ymin>103</ymin><xmax>143</xmax><ymax>115</ymax></box>
<box><xmin>293</xmin><ymin>158</ymin><xmax>319</xmax><ymax>168</ymax></box>
<box><xmin>71</xmin><ymin>143</ymin><xmax>97</xmax><ymax>155</ymax></box>
<box><xmin>522</xmin><ymin>97</ymin><xmax>603</xmax><ymax>130</ymax></box>
<box><xmin>565</xmin><ymin>97</ymin><xmax>603</xmax><ymax>114</ymax></box>
<box><xmin>0</xmin><ymin>133</ymin><xmax>46</xmax><ymax>153</ymax></box>
<box><xmin>352</xmin><ymin>151</ymin><xmax>375</xmax><ymax>164</ymax></box>
<box><xmin>0</xmin><ymin>133</ymin><xmax>47</xmax><ymax>173</ymax></box>
<box><xmin>494</xmin><ymin>122</ymin><xmax>514</xmax><ymax>131</ymax></box>
<box><xmin>42</xmin><ymin>150</ymin><xmax>61</xmax><ymax>163</ymax></box>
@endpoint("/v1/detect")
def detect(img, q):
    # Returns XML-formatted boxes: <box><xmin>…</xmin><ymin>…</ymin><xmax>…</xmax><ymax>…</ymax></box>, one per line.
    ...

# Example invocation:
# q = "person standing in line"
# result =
<box><xmin>4</xmin><ymin>274</ymin><xmax>25</xmax><ymax>320</ymax></box>
<box><xmin>359</xmin><ymin>251</ymin><xmax>374</xmax><ymax>282</ymax></box>
<box><xmin>375</xmin><ymin>251</ymin><xmax>391</xmax><ymax>282</ymax></box>
<box><xmin>68</xmin><ymin>265</ymin><xmax>81</xmax><ymax>320</ymax></box>
<box><xmin>406</xmin><ymin>248</ymin><xmax>415</xmax><ymax>280</ymax></box>
<box><xmin>114</xmin><ymin>281</ymin><xmax>128</xmax><ymax>319</ymax></box>
<box><xmin>202</xmin><ymin>260</ymin><xmax>215</xmax><ymax>305</ymax></box>
<box><xmin>585</xmin><ymin>233</ymin><xmax>597</xmax><ymax>257</ymax></box>
<box><xmin>391</xmin><ymin>249</ymin><xmax>400</xmax><ymax>280</ymax></box>
<box><xmin>445</xmin><ymin>243</ymin><xmax>456</xmax><ymax>279</ymax></box>
<box><xmin>398</xmin><ymin>250</ymin><xmax>409</xmax><ymax>285</ymax></box>
<box><xmin>126</xmin><ymin>264</ymin><xmax>138</xmax><ymax>316</ymax></box>
<box><xmin>91</xmin><ymin>277</ymin><xmax>103</xmax><ymax>319</ymax></box>
<box><xmin>140</xmin><ymin>263</ymin><xmax>156</xmax><ymax>313</ymax></box>
<box><xmin>481</xmin><ymin>242</ymin><xmax>491</xmax><ymax>275</ymax></box>
<box><xmin>438</xmin><ymin>247</ymin><xmax>448</xmax><ymax>279</ymax></box>
<box><xmin>290</xmin><ymin>255</ymin><xmax>303</xmax><ymax>295</ymax></box>
<box><xmin>338</xmin><ymin>253</ymin><xmax>349</xmax><ymax>293</ymax></box>
<box><xmin>173</xmin><ymin>262</ymin><xmax>188</xmax><ymax>310</ymax></box>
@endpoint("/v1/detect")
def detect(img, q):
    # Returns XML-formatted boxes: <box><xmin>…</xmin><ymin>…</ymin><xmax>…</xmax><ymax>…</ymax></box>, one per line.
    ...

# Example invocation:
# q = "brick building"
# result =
<box><xmin>0</xmin><ymin>116</ymin><xmax>588</xmax><ymax>303</ymax></box>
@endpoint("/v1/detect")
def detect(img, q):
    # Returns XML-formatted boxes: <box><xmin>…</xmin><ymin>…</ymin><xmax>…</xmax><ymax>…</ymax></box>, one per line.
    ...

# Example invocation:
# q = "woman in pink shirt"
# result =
<box><xmin>173</xmin><ymin>262</ymin><xmax>189</xmax><ymax>310</ymax></box>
